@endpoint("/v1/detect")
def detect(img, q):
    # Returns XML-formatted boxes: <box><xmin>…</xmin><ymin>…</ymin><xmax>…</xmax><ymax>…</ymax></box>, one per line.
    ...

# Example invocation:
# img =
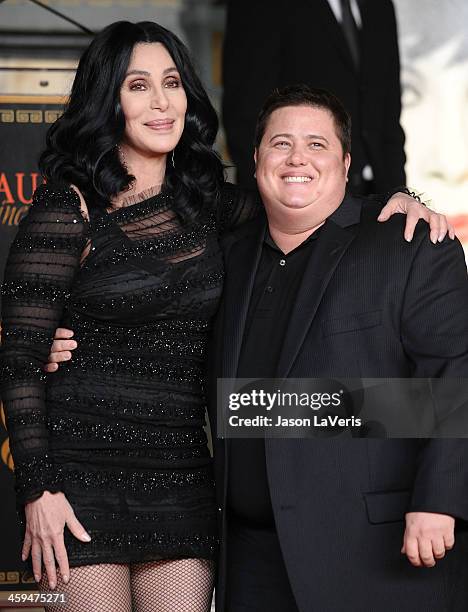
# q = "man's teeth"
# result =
<box><xmin>283</xmin><ymin>176</ymin><xmax>311</xmax><ymax>183</ymax></box>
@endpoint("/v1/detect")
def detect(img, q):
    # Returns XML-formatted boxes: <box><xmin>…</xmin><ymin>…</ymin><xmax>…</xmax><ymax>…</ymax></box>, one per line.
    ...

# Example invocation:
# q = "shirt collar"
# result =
<box><xmin>264</xmin><ymin>224</ymin><xmax>322</xmax><ymax>255</ymax></box>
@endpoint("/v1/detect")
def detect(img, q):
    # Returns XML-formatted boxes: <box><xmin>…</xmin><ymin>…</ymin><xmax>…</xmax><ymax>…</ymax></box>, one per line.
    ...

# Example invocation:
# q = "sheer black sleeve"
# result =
<box><xmin>217</xmin><ymin>182</ymin><xmax>264</xmax><ymax>235</ymax></box>
<box><xmin>0</xmin><ymin>183</ymin><xmax>88</xmax><ymax>505</ymax></box>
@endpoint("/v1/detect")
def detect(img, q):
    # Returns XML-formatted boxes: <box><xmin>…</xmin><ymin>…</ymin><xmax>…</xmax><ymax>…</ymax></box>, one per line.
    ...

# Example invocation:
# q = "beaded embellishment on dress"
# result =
<box><xmin>0</xmin><ymin>180</ymin><xmax>261</xmax><ymax>566</ymax></box>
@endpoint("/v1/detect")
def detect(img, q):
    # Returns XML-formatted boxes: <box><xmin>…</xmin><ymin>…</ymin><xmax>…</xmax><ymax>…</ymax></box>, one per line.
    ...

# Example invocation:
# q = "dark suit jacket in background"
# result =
<box><xmin>209</xmin><ymin>198</ymin><xmax>468</xmax><ymax>611</ymax></box>
<box><xmin>222</xmin><ymin>0</ymin><xmax>406</xmax><ymax>193</ymax></box>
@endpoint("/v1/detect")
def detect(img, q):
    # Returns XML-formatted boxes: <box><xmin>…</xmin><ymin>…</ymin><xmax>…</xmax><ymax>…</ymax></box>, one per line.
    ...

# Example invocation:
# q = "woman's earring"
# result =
<box><xmin>171</xmin><ymin>150</ymin><xmax>176</xmax><ymax>169</ymax></box>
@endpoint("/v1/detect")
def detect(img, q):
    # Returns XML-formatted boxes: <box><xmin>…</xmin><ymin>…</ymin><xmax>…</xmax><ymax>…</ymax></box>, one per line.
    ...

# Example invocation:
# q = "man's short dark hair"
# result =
<box><xmin>254</xmin><ymin>84</ymin><xmax>352</xmax><ymax>156</ymax></box>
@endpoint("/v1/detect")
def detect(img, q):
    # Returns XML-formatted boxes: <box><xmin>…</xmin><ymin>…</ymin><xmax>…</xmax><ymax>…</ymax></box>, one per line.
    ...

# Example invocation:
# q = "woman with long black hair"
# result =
<box><xmin>0</xmin><ymin>19</ymin><xmax>447</xmax><ymax>612</ymax></box>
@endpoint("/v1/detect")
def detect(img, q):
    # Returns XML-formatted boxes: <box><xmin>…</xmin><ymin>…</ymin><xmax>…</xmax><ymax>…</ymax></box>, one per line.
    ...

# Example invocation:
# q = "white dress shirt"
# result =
<box><xmin>327</xmin><ymin>0</ymin><xmax>362</xmax><ymax>28</ymax></box>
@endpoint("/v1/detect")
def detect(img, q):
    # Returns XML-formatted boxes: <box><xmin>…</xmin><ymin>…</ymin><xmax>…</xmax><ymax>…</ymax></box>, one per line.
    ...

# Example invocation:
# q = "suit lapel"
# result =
<box><xmin>276</xmin><ymin>196</ymin><xmax>362</xmax><ymax>378</ymax></box>
<box><xmin>221</xmin><ymin>217</ymin><xmax>266</xmax><ymax>379</ymax></box>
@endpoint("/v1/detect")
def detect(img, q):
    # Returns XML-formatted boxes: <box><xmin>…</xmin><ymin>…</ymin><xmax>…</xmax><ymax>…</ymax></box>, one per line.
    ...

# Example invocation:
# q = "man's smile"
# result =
<box><xmin>282</xmin><ymin>175</ymin><xmax>313</xmax><ymax>183</ymax></box>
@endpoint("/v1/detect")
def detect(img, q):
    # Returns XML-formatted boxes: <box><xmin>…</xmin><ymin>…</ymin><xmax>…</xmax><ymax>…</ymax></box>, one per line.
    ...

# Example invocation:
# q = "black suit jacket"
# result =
<box><xmin>222</xmin><ymin>0</ymin><xmax>406</xmax><ymax>192</ymax></box>
<box><xmin>209</xmin><ymin>197</ymin><xmax>468</xmax><ymax>611</ymax></box>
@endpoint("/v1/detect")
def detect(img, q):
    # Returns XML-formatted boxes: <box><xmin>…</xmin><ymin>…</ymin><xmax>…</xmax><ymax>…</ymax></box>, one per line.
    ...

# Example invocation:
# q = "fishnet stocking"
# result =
<box><xmin>38</xmin><ymin>559</ymin><xmax>214</xmax><ymax>612</ymax></box>
<box><xmin>131</xmin><ymin>559</ymin><xmax>215</xmax><ymax>612</ymax></box>
<box><xmin>39</xmin><ymin>563</ymin><xmax>131</xmax><ymax>612</ymax></box>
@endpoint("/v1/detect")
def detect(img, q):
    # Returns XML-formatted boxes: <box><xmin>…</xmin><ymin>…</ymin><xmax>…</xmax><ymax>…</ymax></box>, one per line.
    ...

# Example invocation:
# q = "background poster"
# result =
<box><xmin>394</xmin><ymin>0</ymin><xmax>468</xmax><ymax>257</ymax></box>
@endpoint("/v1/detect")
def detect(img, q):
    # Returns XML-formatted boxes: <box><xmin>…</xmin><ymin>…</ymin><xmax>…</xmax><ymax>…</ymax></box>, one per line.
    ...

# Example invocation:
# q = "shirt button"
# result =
<box><xmin>279</xmin><ymin>259</ymin><xmax>286</xmax><ymax>266</ymax></box>
<box><xmin>266</xmin><ymin>286</ymin><xmax>274</xmax><ymax>293</ymax></box>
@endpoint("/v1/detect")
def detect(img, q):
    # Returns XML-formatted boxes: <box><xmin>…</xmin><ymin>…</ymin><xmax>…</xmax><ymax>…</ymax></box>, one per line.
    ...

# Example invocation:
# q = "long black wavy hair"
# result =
<box><xmin>39</xmin><ymin>21</ymin><xmax>224</xmax><ymax>220</ymax></box>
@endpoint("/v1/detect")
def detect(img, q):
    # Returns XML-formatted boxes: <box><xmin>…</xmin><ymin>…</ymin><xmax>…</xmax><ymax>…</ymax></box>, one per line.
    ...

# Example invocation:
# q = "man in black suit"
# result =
<box><xmin>223</xmin><ymin>0</ymin><xmax>406</xmax><ymax>194</ymax></box>
<box><xmin>212</xmin><ymin>85</ymin><xmax>468</xmax><ymax>611</ymax></box>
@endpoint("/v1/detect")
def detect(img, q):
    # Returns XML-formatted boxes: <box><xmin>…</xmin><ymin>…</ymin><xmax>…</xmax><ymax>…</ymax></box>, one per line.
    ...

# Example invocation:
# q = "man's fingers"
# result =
<box><xmin>66</xmin><ymin>513</ymin><xmax>91</xmax><ymax>543</ymax></box>
<box><xmin>52</xmin><ymin>339</ymin><xmax>77</xmax><ymax>354</ymax></box>
<box><xmin>54</xmin><ymin>328</ymin><xmax>74</xmax><ymax>340</ymax></box>
<box><xmin>448</xmin><ymin>223</ymin><xmax>455</xmax><ymax>240</ymax></box>
<box><xmin>432</xmin><ymin>536</ymin><xmax>446</xmax><ymax>560</ymax></box>
<box><xmin>404</xmin><ymin>512</ymin><xmax>455</xmax><ymax>568</ymax></box>
<box><xmin>46</xmin><ymin>339</ymin><xmax>77</xmax><ymax>370</ymax></box>
<box><xmin>31</xmin><ymin>541</ymin><xmax>43</xmax><ymax>583</ymax></box>
<box><xmin>21</xmin><ymin>532</ymin><xmax>32</xmax><ymax>561</ymax></box>
<box><xmin>49</xmin><ymin>351</ymin><xmax>73</xmax><ymax>363</ymax></box>
<box><xmin>52</xmin><ymin>537</ymin><xmax>70</xmax><ymax>585</ymax></box>
<box><xmin>41</xmin><ymin>544</ymin><xmax>57</xmax><ymax>589</ymax></box>
<box><xmin>418</xmin><ymin>538</ymin><xmax>436</xmax><ymax>567</ymax></box>
<box><xmin>444</xmin><ymin>532</ymin><xmax>455</xmax><ymax>550</ymax></box>
<box><xmin>404</xmin><ymin>536</ymin><xmax>422</xmax><ymax>567</ymax></box>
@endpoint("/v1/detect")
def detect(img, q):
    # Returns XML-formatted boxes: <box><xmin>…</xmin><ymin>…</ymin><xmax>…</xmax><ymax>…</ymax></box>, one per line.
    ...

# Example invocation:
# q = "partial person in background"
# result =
<box><xmin>223</xmin><ymin>0</ymin><xmax>406</xmax><ymax>194</ymax></box>
<box><xmin>393</xmin><ymin>0</ymin><xmax>468</xmax><ymax>252</ymax></box>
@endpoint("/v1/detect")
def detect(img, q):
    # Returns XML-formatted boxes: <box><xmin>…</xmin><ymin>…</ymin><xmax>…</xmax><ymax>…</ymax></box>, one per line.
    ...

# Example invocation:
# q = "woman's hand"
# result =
<box><xmin>378</xmin><ymin>192</ymin><xmax>455</xmax><ymax>243</ymax></box>
<box><xmin>44</xmin><ymin>328</ymin><xmax>77</xmax><ymax>373</ymax></box>
<box><xmin>23</xmin><ymin>491</ymin><xmax>91</xmax><ymax>588</ymax></box>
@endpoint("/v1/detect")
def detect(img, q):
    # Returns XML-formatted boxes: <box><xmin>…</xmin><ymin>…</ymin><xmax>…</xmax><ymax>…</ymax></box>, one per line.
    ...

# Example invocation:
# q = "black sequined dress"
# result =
<box><xmin>0</xmin><ymin>181</ymin><xmax>258</xmax><ymax>566</ymax></box>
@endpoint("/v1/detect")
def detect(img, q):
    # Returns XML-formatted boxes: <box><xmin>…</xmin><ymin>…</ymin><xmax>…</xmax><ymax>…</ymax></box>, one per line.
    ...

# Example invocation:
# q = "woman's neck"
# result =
<box><xmin>116</xmin><ymin>144</ymin><xmax>167</xmax><ymax>203</ymax></box>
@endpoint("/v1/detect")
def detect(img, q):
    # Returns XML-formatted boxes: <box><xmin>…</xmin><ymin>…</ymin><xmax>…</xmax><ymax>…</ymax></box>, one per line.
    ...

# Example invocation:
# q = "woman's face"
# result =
<box><xmin>119</xmin><ymin>42</ymin><xmax>187</xmax><ymax>158</ymax></box>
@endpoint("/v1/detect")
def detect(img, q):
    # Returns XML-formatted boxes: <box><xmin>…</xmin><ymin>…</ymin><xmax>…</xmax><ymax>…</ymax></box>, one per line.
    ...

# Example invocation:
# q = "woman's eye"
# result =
<box><xmin>129</xmin><ymin>81</ymin><xmax>146</xmax><ymax>91</ymax></box>
<box><xmin>165</xmin><ymin>78</ymin><xmax>181</xmax><ymax>88</ymax></box>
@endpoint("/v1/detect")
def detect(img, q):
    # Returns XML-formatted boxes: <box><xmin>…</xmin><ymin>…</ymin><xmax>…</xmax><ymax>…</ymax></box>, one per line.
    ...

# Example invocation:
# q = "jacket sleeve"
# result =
<box><xmin>401</xmin><ymin>233</ymin><xmax>468</xmax><ymax>520</ymax></box>
<box><xmin>217</xmin><ymin>183</ymin><xmax>263</xmax><ymax>235</ymax></box>
<box><xmin>0</xmin><ymin>183</ymin><xmax>88</xmax><ymax>505</ymax></box>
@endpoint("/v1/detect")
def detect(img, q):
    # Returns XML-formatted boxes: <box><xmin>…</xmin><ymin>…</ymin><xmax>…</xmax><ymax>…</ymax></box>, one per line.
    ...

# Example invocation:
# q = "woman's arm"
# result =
<box><xmin>218</xmin><ymin>182</ymin><xmax>453</xmax><ymax>240</ymax></box>
<box><xmin>0</xmin><ymin>183</ymin><xmax>91</xmax><ymax>586</ymax></box>
<box><xmin>0</xmin><ymin>183</ymin><xmax>88</xmax><ymax>502</ymax></box>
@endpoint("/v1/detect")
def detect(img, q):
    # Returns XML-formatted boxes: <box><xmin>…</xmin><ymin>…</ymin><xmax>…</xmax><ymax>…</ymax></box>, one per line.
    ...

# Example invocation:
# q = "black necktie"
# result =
<box><xmin>340</xmin><ymin>0</ymin><xmax>360</xmax><ymax>68</ymax></box>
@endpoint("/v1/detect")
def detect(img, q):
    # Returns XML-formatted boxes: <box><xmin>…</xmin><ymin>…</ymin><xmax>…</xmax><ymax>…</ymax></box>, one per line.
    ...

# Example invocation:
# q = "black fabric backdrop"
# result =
<box><xmin>0</xmin><ymin>97</ymin><xmax>63</xmax><ymax>590</ymax></box>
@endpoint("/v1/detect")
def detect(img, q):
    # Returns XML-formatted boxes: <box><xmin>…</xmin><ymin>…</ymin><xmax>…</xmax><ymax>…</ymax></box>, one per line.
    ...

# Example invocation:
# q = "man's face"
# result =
<box><xmin>255</xmin><ymin>105</ymin><xmax>351</xmax><ymax>227</ymax></box>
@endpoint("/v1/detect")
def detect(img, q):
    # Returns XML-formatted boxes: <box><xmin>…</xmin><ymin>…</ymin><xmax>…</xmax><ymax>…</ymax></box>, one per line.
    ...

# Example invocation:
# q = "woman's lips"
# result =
<box><xmin>144</xmin><ymin>119</ymin><xmax>175</xmax><ymax>131</ymax></box>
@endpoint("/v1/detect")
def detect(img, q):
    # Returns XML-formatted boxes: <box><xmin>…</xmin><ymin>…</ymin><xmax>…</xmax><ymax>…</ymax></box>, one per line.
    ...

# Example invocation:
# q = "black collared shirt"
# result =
<box><xmin>227</xmin><ymin>227</ymin><xmax>321</xmax><ymax>527</ymax></box>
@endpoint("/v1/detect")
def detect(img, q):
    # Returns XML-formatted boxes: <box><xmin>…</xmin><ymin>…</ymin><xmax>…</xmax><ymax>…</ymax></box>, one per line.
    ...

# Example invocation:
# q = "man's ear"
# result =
<box><xmin>344</xmin><ymin>152</ymin><xmax>351</xmax><ymax>175</ymax></box>
<box><xmin>253</xmin><ymin>149</ymin><xmax>258</xmax><ymax>178</ymax></box>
